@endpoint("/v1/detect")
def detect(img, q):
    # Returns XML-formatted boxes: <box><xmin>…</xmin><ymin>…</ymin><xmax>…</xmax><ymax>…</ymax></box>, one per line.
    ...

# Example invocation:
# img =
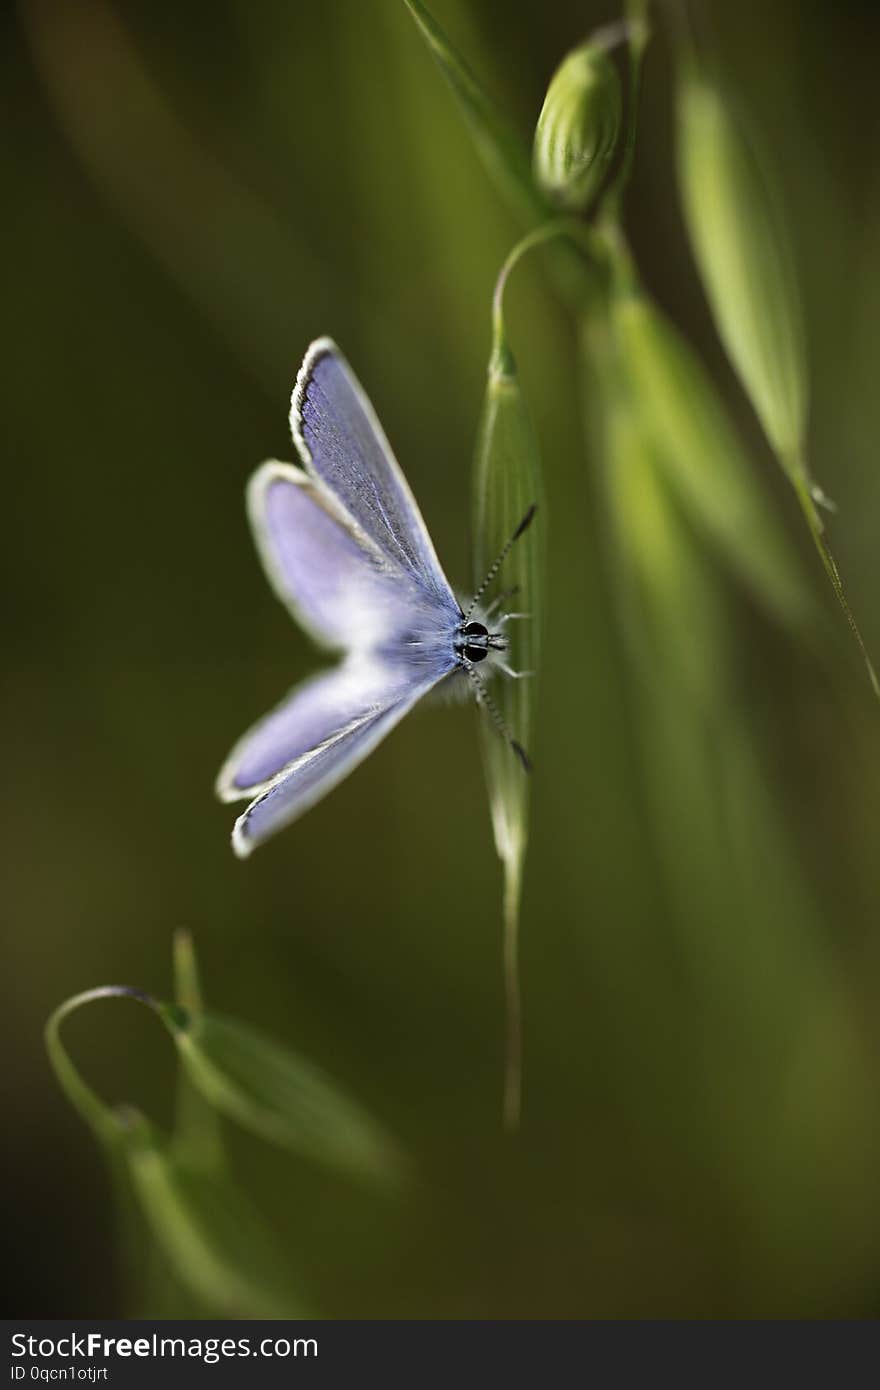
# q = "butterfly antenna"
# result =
<box><xmin>464</xmin><ymin>664</ymin><xmax>532</xmax><ymax>772</ymax></box>
<box><xmin>465</xmin><ymin>504</ymin><xmax>537</xmax><ymax>621</ymax></box>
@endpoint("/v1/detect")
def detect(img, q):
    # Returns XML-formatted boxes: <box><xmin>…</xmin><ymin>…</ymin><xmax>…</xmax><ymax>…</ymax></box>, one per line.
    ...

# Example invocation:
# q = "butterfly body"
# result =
<box><xmin>218</xmin><ymin>338</ymin><xmax>526</xmax><ymax>857</ymax></box>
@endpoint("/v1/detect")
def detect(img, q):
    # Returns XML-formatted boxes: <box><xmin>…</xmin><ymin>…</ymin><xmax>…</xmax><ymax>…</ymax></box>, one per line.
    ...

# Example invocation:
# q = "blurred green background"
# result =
<box><xmin>5</xmin><ymin>0</ymin><xmax>880</xmax><ymax>1318</ymax></box>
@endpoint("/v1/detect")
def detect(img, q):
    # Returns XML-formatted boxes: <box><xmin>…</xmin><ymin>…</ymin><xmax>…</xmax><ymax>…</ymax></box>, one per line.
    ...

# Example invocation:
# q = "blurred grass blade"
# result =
<box><xmin>583</xmin><ymin>293</ymin><xmax>853</xmax><ymax>1194</ymax></box>
<box><xmin>609</xmin><ymin>280</ymin><xmax>814</xmax><ymax>634</ymax></box>
<box><xmin>123</xmin><ymin>1109</ymin><xmax>304</xmax><ymax>1319</ymax></box>
<box><xmin>598</xmin><ymin>344</ymin><xmax>726</xmax><ymax>706</ymax></box>
<box><xmin>675</xmin><ymin>54</ymin><xmax>878</xmax><ymax>693</ymax></box>
<box><xmin>401</xmin><ymin>0</ymin><xmax>544</xmax><ymax>225</ymax></box>
<box><xmin>401</xmin><ymin>1</ymin><xmax>598</xmax><ymax>310</ymax></box>
<box><xmin>172</xmin><ymin>928</ymin><xmax>205</xmax><ymax>1016</ymax></box>
<box><xmin>160</xmin><ymin>1007</ymin><xmax>406</xmax><ymax>1189</ymax></box>
<box><xmin>675</xmin><ymin>56</ymin><xmax>806</xmax><ymax>468</ymax></box>
<box><xmin>474</xmin><ymin>238</ymin><xmax>546</xmax><ymax>1129</ymax></box>
<box><xmin>22</xmin><ymin>0</ymin><xmax>332</xmax><ymax>391</ymax></box>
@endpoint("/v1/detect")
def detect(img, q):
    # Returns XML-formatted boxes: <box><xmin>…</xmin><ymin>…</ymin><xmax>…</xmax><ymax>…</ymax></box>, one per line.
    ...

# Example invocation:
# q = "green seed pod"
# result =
<box><xmin>472</xmin><ymin>332</ymin><xmax>544</xmax><ymax>1134</ymax></box>
<box><xmin>472</xmin><ymin>344</ymin><xmax>544</xmax><ymax>886</ymax></box>
<box><xmin>675</xmin><ymin>59</ymin><xmax>807</xmax><ymax>471</ymax></box>
<box><xmin>533</xmin><ymin>43</ymin><xmax>622</xmax><ymax>211</ymax></box>
<box><xmin>475</xmin><ymin>232</ymin><xmax>549</xmax><ymax>1131</ymax></box>
<box><xmin>609</xmin><ymin>281</ymin><xmax>813</xmax><ymax>633</ymax></box>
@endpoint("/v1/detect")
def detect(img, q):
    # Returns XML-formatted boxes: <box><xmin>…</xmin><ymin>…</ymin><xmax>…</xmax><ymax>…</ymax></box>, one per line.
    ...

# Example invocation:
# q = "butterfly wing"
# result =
<box><xmin>218</xmin><ymin>659</ymin><xmax>446</xmax><ymax>857</ymax></box>
<box><xmin>247</xmin><ymin>461</ymin><xmax>422</xmax><ymax>652</ymax></box>
<box><xmin>218</xmin><ymin>340</ymin><xmax>464</xmax><ymax>852</ymax></box>
<box><xmin>290</xmin><ymin>338</ymin><xmax>456</xmax><ymax>603</ymax></box>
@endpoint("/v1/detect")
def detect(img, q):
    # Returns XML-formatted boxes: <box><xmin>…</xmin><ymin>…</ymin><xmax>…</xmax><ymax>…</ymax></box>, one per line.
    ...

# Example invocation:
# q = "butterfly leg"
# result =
<box><xmin>495</xmin><ymin>659</ymin><xmax>534</xmax><ymax>681</ymax></box>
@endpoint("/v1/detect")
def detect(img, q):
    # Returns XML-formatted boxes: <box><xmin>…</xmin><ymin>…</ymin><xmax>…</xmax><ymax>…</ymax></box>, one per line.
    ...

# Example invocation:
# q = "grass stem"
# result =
<box><xmin>792</xmin><ymin>472</ymin><xmax>880</xmax><ymax>699</ymax></box>
<box><xmin>502</xmin><ymin>856</ymin><xmax>523</xmax><ymax>1132</ymax></box>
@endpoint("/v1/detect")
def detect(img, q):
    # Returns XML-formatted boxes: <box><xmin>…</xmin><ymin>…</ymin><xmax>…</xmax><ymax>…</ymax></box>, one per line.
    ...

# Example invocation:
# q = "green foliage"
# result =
<box><xmin>592</xmin><ymin>329</ymin><xmax>727</xmax><ymax>707</ymax></box>
<box><xmin>22</xmin><ymin>0</ymin><xmax>880</xmax><ymax>1321</ymax></box>
<box><xmin>123</xmin><ymin>1108</ymin><xmax>301</xmax><ymax>1319</ymax></box>
<box><xmin>45</xmin><ymin>981</ymin><xmax>300</xmax><ymax>1316</ymax></box>
<box><xmin>46</xmin><ymin>936</ymin><xmax>403</xmax><ymax>1315</ymax></box>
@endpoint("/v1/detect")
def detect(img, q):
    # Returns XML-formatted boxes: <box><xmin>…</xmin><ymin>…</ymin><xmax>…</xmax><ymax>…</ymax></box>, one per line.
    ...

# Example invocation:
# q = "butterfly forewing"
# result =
<box><xmin>291</xmin><ymin>339</ymin><xmax>456</xmax><ymax>604</ymax></box>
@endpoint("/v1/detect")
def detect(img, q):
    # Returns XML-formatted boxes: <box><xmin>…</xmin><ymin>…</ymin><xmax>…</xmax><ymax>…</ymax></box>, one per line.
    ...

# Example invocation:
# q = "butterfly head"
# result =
<box><xmin>455</xmin><ymin>618</ymin><xmax>507</xmax><ymax>665</ymax></box>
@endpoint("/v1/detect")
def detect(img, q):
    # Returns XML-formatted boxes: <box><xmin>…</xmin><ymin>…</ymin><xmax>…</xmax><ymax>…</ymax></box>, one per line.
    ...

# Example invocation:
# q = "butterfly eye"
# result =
<box><xmin>460</xmin><ymin>619</ymin><xmax>490</xmax><ymax>663</ymax></box>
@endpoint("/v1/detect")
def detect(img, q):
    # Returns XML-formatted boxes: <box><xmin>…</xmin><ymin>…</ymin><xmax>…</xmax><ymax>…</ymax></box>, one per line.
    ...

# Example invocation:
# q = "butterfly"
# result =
<box><xmin>217</xmin><ymin>338</ymin><xmax>535</xmax><ymax>857</ymax></box>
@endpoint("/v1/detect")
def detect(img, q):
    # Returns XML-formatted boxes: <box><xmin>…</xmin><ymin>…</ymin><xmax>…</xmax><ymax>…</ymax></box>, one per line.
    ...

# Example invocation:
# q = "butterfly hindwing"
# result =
<box><xmin>223</xmin><ymin>662</ymin><xmax>442</xmax><ymax>857</ymax></box>
<box><xmin>247</xmin><ymin>461</ymin><xmax>420</xmax><ymax>652</ymax></box>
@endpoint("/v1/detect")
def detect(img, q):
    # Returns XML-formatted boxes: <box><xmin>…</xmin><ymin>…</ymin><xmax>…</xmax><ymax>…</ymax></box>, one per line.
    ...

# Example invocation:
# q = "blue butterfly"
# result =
<box><xmin>217</xmin><ymin>339</ymin><xmax>534</xmax><ymax>857</ymax></box>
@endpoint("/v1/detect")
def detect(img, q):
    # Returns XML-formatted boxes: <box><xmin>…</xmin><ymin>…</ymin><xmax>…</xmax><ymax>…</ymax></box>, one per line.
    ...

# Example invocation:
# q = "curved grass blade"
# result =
<box><xmin>45</xmin><ymin>986</ymin><xmax>157</xmax><ymax>1149</ymax></box>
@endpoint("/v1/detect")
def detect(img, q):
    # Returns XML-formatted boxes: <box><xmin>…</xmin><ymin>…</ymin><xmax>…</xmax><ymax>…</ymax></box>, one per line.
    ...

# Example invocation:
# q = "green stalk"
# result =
<box><xmin>485</xmin><ymin>219</ymin><xmax>606</xmax><ymax>1129</ymax></box>
<box><xmin>791</xmin><ymin>471</ymin><xmax>880</xmax><ymax>698</ymax></box>
<box><xmin>501</xmin><ymin>856</ymin><xmax>523</xmax><ymax>1132</ymax></box>
<box><xmin>171</xmin><ymin>930</ymin><xmax>226</xmax><ymax>1174</ymax></box>
<box><xmin>479</xmin><ymin>223</ymin><xmax>596</xmax><ymax>1130</ymax></box>
<box><xmin>599</xmin><ymin>0</ymin><xmax>651</xmax><ymax>225</ymax></box>
<box><xmin>172</xmin><ymin>928</ymin><xmax>204</xmax><ymax>1015</ymax></box>
<box><xmin>491</xmin><ymin>218</ymin><xmax>604</xmax><ymax>370</ymax></box>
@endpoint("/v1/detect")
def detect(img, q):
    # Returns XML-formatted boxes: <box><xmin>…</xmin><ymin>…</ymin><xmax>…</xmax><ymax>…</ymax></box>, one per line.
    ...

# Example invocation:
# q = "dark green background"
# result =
<box><xmin>5</xmin><ymin>0</ymin><xmax>880</xmax><ymax>1317</ymax></box>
